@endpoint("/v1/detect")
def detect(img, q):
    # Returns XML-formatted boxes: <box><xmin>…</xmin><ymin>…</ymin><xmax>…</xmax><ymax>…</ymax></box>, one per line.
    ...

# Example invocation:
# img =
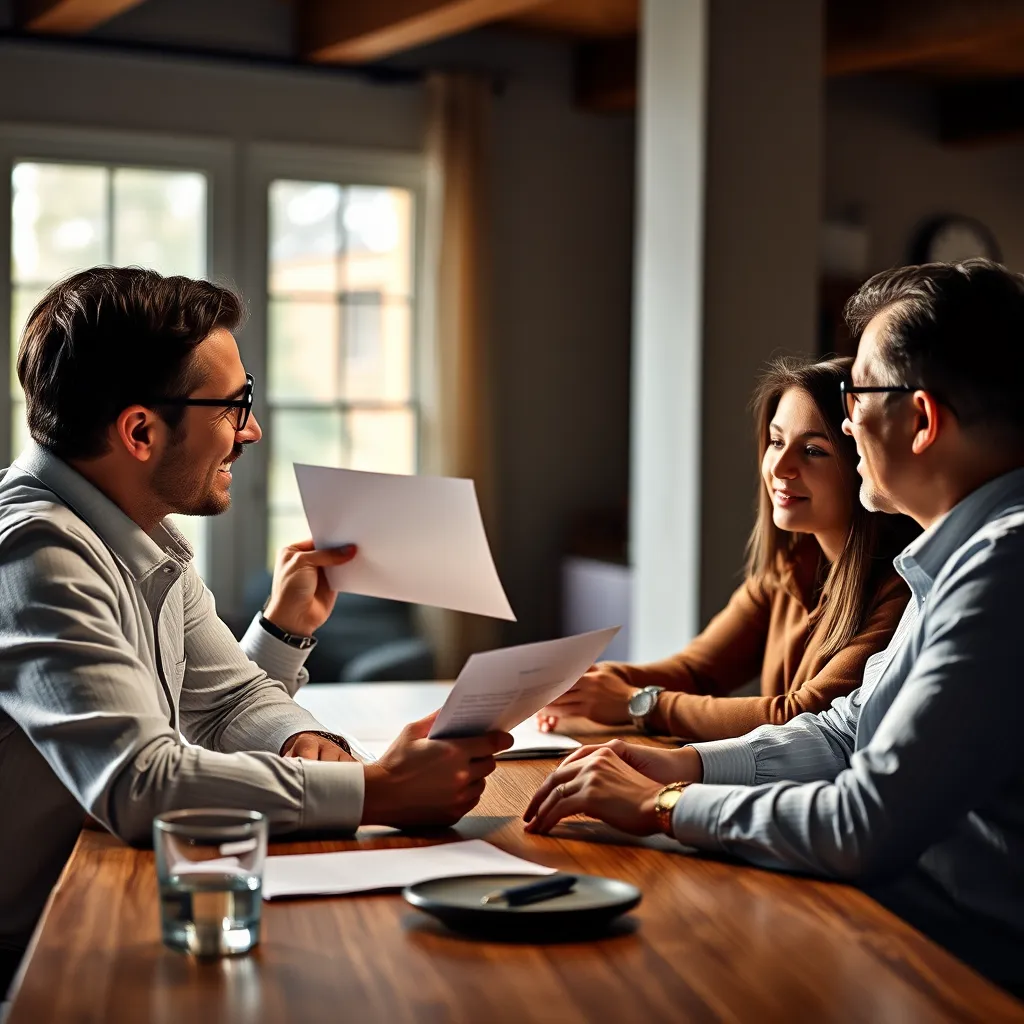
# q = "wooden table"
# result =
<box><xmin>7</xmin><ymin>686</ymin><xmax>1024</xmax><ymax>1023</ymax></box>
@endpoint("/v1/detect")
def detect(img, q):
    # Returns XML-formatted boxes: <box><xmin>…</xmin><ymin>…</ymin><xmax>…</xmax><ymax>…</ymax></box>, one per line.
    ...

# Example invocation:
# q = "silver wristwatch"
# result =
<box><xmin>628</xmin><ymin>685</ymin><xmax>665</xmax><ymax>734</ymax></box>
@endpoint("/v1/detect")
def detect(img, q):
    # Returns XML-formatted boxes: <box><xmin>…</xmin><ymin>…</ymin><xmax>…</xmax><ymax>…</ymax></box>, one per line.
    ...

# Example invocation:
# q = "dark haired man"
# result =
<box><xmin>524</xmin><ymin>259</ymin><xmax>1024</xmax><ymax>995</ymax></box>
<box><xmin>0</xmin><ymin>267</ymin><xmax>510</xmax><ymax>993</ymax></box>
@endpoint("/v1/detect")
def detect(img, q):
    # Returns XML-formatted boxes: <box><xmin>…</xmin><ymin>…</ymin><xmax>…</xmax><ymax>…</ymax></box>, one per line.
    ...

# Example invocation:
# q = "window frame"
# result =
<box><xmin>241</xmin><ymin>142</ymin><xmax>429</xmax><ymax>589</ymax></box>
<box><xmin>0</xmin><ymin>128</ymin><xmax>431</xmax><ymax>622</ymax></box>
<box><xmin>0</xmin><ymin>123</ymin><xmax>235</xmax><ymax>592</ymax></box>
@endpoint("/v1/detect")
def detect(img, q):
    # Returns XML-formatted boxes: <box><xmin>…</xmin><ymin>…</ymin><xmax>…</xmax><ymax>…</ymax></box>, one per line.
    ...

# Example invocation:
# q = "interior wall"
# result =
<box><xmin>697</xmin><ymin>0</ymin><xmax>824</xmax><ymax>628</ymax></box>
<box><xmin>825</xmin><ymin>76</ymin><xmax>1024</xmax><ymax>274</ymax></box>
<box><xmin>0</xmin><ymin>25</ymin><xmax>635</xmax><ymax>642</ymax></box>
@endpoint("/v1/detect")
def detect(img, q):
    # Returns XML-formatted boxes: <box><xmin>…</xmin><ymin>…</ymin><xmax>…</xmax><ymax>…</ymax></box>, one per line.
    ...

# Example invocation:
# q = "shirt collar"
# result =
<box><xmin>13</xmin><ymin>439</ymin><xmax>193</xmax><ymax>582</ymax></box>
<box><xmin>896</xmin><ymin>466</ymin><xmax>1024</xmax><ymax>600</ymax></box>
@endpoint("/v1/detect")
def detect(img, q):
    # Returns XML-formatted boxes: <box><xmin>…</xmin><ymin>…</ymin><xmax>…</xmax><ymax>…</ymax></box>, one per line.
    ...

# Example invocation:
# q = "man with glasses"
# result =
<box><xmin>0</xmin><ymin>267</ymin><xmax>511</xmax><ymax>995</ymax></box>
<box><xmin>524</xmin><ymin>259</ymin><xmax>1024</xmax><ymax>996</ymax></box>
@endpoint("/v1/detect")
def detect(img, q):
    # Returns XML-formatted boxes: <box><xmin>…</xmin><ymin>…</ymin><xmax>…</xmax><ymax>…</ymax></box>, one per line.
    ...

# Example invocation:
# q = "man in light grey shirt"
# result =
<box><xmin>525</xmin><ymin>259</ymin><xmax>1024</xmax><ymax>995</ymax></box>
<box><xmin>0</xmin><ymin>268</ymin><xmax>510</xmax><ymax>991</ymax></box>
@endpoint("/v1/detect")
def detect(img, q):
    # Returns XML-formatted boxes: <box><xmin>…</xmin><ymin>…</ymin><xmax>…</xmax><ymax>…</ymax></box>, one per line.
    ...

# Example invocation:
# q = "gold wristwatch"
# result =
<box><xmin>654</xmin><ymin>782</ymin><xmax>690</xmax><ymax>836</ymax></box>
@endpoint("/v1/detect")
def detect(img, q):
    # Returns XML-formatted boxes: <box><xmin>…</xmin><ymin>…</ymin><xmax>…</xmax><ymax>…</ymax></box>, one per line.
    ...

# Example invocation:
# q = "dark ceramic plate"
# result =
<box><xmin>402</xmin><ymin>873</ymin><xmax>641</xmax><ymax>939</ymax></box>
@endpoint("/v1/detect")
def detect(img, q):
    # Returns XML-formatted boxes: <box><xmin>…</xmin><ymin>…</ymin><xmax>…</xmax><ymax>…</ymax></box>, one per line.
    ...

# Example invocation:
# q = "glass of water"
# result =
<box><xmin>154</xmin><ymin>808</ymin><xmax>268</xmax><ymax>957</ymax></box>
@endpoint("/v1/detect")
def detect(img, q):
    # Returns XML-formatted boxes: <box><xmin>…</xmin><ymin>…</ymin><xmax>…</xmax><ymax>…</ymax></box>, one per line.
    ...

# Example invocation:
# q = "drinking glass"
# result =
<box><xmin>154</xmin><ymin>809</ymin><xmax>267</xmax><ymax>957</ymax></box>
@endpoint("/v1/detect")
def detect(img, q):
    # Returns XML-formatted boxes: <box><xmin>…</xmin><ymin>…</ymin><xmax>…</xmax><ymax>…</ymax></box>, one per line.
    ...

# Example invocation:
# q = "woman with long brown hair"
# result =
<box><xmin>538</xmin><ymin>355</ymin><xmax>916</xmax><ymax>742</ymax></box>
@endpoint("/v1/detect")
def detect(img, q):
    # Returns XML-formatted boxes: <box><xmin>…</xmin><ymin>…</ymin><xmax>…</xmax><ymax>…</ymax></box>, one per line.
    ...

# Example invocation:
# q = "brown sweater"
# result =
<box><xmin>605</xmin><ymin>543</ymin><xmax>910</xmax><ymax>742</ymax></box>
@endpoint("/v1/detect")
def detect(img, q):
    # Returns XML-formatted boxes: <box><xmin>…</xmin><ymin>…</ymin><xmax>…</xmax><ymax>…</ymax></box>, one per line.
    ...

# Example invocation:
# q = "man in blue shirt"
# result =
<box><xmin>525</xmin><ymin>259</ymin><xmax>1024</xmax><ymax>995</ymax></box>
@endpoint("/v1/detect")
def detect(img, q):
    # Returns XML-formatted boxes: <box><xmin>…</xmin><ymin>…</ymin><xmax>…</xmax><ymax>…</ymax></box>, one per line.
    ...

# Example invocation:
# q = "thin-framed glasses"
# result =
<box><xmin>840</xmin><ymin>380</ymin><xmax>917</xmax><ymax>421</ymax></box>
<box><xmin>156</xmin><ymin>373</ymin><xmax>254</xmax><ymax>431</ymax></box>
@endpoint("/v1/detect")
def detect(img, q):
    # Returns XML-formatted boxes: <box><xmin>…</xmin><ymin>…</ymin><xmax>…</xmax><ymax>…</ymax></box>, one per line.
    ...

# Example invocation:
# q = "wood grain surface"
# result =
<box><xmin>7</xmin><ymin>753</ymin><xmax>1024</xmax><ymax>1023</ymax></box>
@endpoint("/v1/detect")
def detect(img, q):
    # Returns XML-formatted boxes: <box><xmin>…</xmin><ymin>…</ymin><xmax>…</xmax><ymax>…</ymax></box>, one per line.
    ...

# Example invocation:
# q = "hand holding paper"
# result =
<box><xmin>429</xmin><ymin>627</ymin><xmax>621</xmax><ymax>740</ymax></box>
<box><xmin>295</xmin><ymin>464</ymin><xmax>514</xmax><ymax>620</ymax></box>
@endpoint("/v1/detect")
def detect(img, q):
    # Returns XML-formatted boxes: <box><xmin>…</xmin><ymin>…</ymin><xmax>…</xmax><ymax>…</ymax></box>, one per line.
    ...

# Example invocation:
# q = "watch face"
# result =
<box><xmin>628</xmin><ymin>688</ymin><xmax>656</xmax><ymax>717</ymax></box>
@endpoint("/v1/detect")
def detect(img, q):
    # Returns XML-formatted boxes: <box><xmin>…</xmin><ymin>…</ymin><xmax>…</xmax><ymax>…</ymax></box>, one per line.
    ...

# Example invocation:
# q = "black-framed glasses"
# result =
<box><xmin>156</xmin><ymin>373</ymin><xmax>254</xmax><ymax>431</ymax></box>
<box><xmin>841</xmin><ymin>380</ymin><xmax>958</xmax><ymax>422</ymax></box>
<box><xmin>840</xmin><ymin>380</ymin><xmax>917</xmax><ymax>421</ymax></box>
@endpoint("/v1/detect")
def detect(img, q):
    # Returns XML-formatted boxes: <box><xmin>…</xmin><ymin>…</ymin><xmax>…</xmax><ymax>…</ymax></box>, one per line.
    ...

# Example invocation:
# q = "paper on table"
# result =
<box><xmin>295</xmin><ymin>464</ymin><xmax>515</xmax><ymax>620</ymax></box>
<box><xmin>500</xmin><ymin>721</ymin><xmax>581</xmax><ymax>760</ymax></box>
<box><xmin>261</xmin><ymin>839</ymin><xmax>554</xmax><ymax>900</ymax></box>
<box><xmin>429</xmin><ymin>626</ymin><xmax>620</xmax><ymax>740</ymax></box>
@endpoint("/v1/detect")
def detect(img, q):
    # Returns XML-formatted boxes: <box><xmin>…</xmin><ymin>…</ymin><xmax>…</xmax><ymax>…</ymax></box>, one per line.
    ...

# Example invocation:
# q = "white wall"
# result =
<box><xmin>0</xmin><ymin>25</ymin><xmax>635</xmax><ymax>640</ymax></box>
<box><xmin>825</xmin><ymin>77</ymin><xmax>1024</xmax><ymax>274</ymax></box>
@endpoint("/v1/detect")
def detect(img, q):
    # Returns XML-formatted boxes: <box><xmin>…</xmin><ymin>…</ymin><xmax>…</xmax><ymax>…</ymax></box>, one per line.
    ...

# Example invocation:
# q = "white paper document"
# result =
<box><xmin>293</xmin><ymin>683</ymin><xmax>581</xmax><ymax>761</ymax></box>
<box><xmin>261</xmin><ymin>839</ymin><xmax>554</xmax><ymax>900</ymax></box>
<box><xmin>429</xmin><ymin>626</ymin><xmax>620</xmax><ymax>739</ymax></box>
<box><xmin>501</xmin><ymin>721</ymin><xmax>581</xmax><ymax>760</ymax></box>
<box><xmin>295</xmin><ymin>464</ymin><xmax>515</xmax><ymax>620</ymax></box>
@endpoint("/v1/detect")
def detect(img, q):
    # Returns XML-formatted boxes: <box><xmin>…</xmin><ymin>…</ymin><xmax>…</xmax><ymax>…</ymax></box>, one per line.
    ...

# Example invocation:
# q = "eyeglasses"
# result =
<box><xmin>841</xmin><ymin>380</ymin><xmax>960</xmax><ymax>423</ymax></box>
<box><xmin>156</xmin><ymin>373</ymin><xmax>254</xmax><ymax>431</ymax></box>
<box><xmin>840</xmin><ymin>381</ymin><xmax>918</xmax><ymax>422</ymax></box>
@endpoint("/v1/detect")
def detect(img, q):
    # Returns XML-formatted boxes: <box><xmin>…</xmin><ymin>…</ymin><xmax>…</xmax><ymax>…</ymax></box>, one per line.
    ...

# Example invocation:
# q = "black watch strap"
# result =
<box><xmin>258</xmin><ymin>612</ymin><xmax>317</xmax><ymax>651</ymax></box>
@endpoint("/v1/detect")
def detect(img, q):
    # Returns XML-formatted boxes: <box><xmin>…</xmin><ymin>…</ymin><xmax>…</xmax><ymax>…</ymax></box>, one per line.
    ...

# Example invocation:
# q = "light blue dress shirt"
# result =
<box><xmin>673</xmin><ymin>467</ymin><xmax>1024</xmax><ymax>985</ymax></box>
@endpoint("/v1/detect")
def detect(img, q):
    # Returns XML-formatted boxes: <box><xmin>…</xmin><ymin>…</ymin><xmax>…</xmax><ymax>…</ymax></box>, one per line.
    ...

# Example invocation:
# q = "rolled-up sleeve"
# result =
<box><xmin>0</xmin><ymin>525</ymin><xmax>363</xmax><ymax>845</ymax></box>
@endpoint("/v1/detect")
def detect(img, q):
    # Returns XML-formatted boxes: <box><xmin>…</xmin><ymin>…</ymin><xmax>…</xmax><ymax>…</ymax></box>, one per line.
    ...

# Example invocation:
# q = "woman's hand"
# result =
<box><xmin>536</xmin><ymin>664</ymin><xmax>635</xmax><ymax>732</ymax></box>
<box><xmin>522</xmin><ymin>745</ymin><xmax>663</xmax><ymax>836</ymax></box>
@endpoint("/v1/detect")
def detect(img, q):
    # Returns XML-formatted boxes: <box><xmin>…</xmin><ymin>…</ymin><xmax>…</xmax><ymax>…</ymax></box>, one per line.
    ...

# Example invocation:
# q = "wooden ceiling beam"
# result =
<box><xmin>15</xmin><ymin>0</ymin><xmax>147</xmax><ymax>33</ymax></box>
<box><xmin>575</xmin><ymin>35</ymin><xmax>637</xmax><ymax>113</ymax></box>
<box><xmin>300</xmin><ymin>0</ymin><xmax>551</xmax><ymax>64</ymax></box>
<box><xmin>938</xmin><ymin>78</ymin><xmax>1024</xmax><ymax>144</ymax></box>
<box><xmin>826</xmin><ymin>0</ymin><xmax>1024</xmax><ymax>76</ymax></box>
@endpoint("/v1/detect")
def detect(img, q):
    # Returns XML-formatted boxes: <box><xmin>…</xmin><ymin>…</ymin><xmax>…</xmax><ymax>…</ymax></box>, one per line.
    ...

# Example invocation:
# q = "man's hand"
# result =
<box><xmin>536</xmin><ymin>664</ymin><xmax>634</xmax><ymax>732</ymax></box>
<box><xmin>522</xmin><ymin>745</ymin><xmax>664</xmax><ymax>836</ymax></box>
<box><xmin>263</xmin><ymin>539</ymin><xmax>357</xmax><ymax>637</ymax></box>
<box><xmin>280</xmin><ymin>732</ymin><xmax>355</xmax><ymax>762</ymax></box>
<box><xmin>522</xmin><ymin>740</ymin><xmax>703</xmax><ymax>835</ymax></box>
<box><xmin>361</xmin><ymin>712</ymin><xmax>513</xmax><ymax>829</ymax></box>
<box><xmin>556</xmin><ymin>738</ymin><xmax>703</xmax><ymax>785</ymax></box>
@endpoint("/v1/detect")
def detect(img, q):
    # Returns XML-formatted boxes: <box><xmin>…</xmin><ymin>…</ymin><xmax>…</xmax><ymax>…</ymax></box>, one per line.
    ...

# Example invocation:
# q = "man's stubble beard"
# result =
<box><xmin>152</xmin><ymin>436</ymin><xmax>242</xmax><ymax>518</ymax></box>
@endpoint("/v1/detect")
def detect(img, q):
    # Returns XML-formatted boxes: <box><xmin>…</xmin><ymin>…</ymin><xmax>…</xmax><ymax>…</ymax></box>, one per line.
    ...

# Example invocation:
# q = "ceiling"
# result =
<box><xmin>12</xmin><ymin>0</ymin><xmax>1024</xmax><ymax>138</ymax></box>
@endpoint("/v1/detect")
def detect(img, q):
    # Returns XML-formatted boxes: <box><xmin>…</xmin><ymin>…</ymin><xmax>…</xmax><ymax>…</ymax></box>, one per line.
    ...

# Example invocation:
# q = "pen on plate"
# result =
<box><xmin>480</xmin><ymin>874</ymin><xmax>578</xmax><ymax>907</ymax></box>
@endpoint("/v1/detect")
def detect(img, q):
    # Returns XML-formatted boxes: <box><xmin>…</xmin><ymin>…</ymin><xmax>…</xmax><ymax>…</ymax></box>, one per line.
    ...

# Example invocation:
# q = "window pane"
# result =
<box><xmin>10</xmin><ymin>397</ymin><xmax>29</xmax><ymax>455</ymax></box>
<box><xmin>348</xmin><ymin>408</ymin><xmax>416</xmax><ymax>475</ymax></box>
<box><xmin>341</xmin><ymin>296</ymin><xmax>411</xmax><ymax>402</ymax></box>
<box><xmin>12</xmin><ymin>162</ymin><xmax>107</xmax><ymax>284</ymax></box>
<box><xmin>113</xmin><ymin>169</ymin><xmax>206</xmax><ymax>276</ymax></box>
<box><xmin>267</xmin><ymin>299</ymin><xmax>337</xmax><ymax>403</ymax></box>
<box><xmin>269</xmin><ymin>408</ymin><xmax>345</xmax><ymax>511</ymax></box>
<box><xmin>267</xmin><ymin>508</ymin><xmax>311</xmax><ymax>568</ymax></box>
<box><xmin>269</xmin><ymin>180</ymin><xmax>339</xmax><ymax>295</ymax></box>
<box><xmin>169</xmin><ymin>514</ymin><xmax>207</xmax><ymax>572</ymax></box>
<box><xmin>340</xmin><ymin>187</ymin><xmax>413</xmax><ymax>298</ymax></box>
<box><xmin>10</xmin><ymin>285</ymin><xmax>45</xmax><ymax>397</ymax></box>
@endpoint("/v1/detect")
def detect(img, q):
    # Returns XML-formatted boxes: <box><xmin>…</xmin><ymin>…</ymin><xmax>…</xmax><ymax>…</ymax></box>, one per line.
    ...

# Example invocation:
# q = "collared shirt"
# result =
<box><xmin>672</xmin><ymin>467</ymin><xmax>1024</xmax><ymax>957</ymax></box>
<box><xmin>0</xmin><ymin>442</ymin><xmax>364</xmax><ymax>952</ymax></box>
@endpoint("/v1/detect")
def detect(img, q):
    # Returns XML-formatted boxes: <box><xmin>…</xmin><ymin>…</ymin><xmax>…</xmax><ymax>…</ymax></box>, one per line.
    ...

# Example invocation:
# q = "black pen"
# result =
<box><xmin>479</xmin><ymin>874</ymin><xmax>578</xmax><ymax>907</ymax></box>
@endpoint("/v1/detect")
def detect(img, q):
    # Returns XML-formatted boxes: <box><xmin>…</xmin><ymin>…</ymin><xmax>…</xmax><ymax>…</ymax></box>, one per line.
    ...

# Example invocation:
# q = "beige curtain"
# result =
<box><xmin>420</xmin><ymin>72</ymin><xmax>501</xmax><ymax>679</ymax></box>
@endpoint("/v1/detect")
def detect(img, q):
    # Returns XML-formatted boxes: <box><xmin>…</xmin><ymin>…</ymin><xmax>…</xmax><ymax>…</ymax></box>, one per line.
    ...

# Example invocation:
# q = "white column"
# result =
<box><xmin>630</xmin><ymin>0</ymin><xmax>823</xmax><ymax>660</ymax></box>
<box><xmin>629</xmin><ymin>0</ymin><xmax>707</xmax><ymax>659</ymax></box>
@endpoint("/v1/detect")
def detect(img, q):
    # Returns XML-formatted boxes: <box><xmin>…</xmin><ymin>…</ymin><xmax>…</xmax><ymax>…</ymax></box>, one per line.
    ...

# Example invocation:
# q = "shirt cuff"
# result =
<box><xmin>689</xmin><ymin>737</ymin><xmax>757</xmax><ymax>785</ymax></box>
<box><xmin>240</xmin><ymin>612</ymin><xmax>311</xmax><ymax>693</ymax></box>
<box><xmin>299</xmin><ymin>759</ymin><xmax>365</xmax><ymax>833</ymax></box>
<box><xmin>670</xmin><ymin>783</ymin><xmax>735</xmax><ymax>852</ymax></box>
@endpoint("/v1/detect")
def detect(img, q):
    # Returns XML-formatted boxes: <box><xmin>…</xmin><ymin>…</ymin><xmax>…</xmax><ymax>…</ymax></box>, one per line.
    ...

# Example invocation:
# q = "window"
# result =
<box><xmin>265</xmin><ymin>180</ymin><xmax>418</xmax><ymax>565</ymax></box>
<box><xmin>9</xmin><ymin>159</ymin><xmax>209</xmax><ymax>564</ymax></box>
